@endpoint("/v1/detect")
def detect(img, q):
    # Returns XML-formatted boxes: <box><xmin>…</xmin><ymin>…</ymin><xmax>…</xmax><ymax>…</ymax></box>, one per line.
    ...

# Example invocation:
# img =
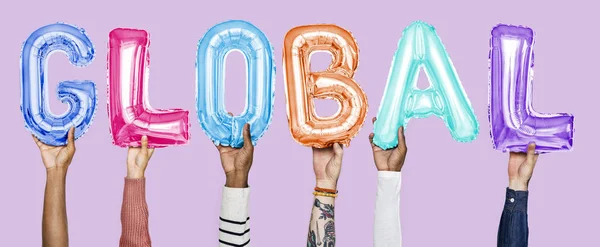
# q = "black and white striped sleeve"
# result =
<box><xmin>219</xmin><ymin>187</ymin><xmax>250</xmax><ymax>247</ymax></box>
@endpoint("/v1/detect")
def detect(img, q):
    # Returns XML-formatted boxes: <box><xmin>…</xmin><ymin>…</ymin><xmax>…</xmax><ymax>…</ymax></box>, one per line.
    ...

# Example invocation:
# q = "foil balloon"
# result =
<box><xmin>197</xmin><ymin>20</ymin><xmax>275</xmax><ymax>148</ymax></box>
<box><xmin>108</xmin><ymin>28</ymin><xmax>190</xmax><ymax>148</ymax></box>
<box><xmin>283</xmin><ymin>24</ymin><xmax>368</xmax><ymax>148</ymax></box>
<box><xmin>373</xmin><ymin>21</ymin><xmax>479</xmax><ymax>149</ymax></box>
<box><xmin>20</xmin><ymin>23</ymin><xmax>97</xmax><ymax>146</ymax></box>
<box><xmin>489</xmin><ymin>24</ymin><xmax>574</xmax><ymax>153</ymax></box>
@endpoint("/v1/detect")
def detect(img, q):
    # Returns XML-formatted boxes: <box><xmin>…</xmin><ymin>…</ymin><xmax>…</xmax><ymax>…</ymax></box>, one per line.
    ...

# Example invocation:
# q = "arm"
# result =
<box><xmin>497</xmin><ymin>143</ymin><xmax>538</xmax><ymax>247</ymax></box>
<box><xmin>43</xmin><ymin>168</ymin><xmax>69</xmax><ymax>247</ymax></box>
<box><xmin>120</xmin><ymin>136</ymin><xmax>154</xmax><ymax>247</ymax></box>
<box><xmin>36</xmin><ymin>127</ymin><xmax>76</xmax><ymax>247</ymax></box>
<box><xmin>373</xmin><ymin>172</ymin><xmax>402</xmax><ymax>247</ymax></box>
<box><xmin>497</xmin><ymin>188</ymin><xmax>529</xmax><ymax>247</ymax></box>
<box><xmin>216</xmin><ymin>124</ymin><xmax>253</xmax><ymax>247</ymax></box>
<box><xmin>369</xmin><ymin>118</ymin><xmax>408</xmax><ymax>247</ymax></box>
<box><xmin>308</xmin><ymin>143</ymin><xmax>343</xmax><ymax>247</ymax></box>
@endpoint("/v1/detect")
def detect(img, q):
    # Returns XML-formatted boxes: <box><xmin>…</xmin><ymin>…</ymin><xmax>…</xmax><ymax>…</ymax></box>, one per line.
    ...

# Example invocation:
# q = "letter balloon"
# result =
<box><xmin>283</xmin><ymin>24</ymin><xmax>368</xmax><ymax>148</ymax></box>
<box><xmin>489</xmin><ymin>24</ymin><xmax>574</xmax><ymax>153</ymax></box>
<box><xmin>197</xmin><ymin>20</ymin><xmax>275</xmax><ymax>148</ymax></box>
<box><xmin>20</xmin><ymin>23</ymin><xmax>97</xmax><ymax>146</ymax></box>
<box><xmin>108</xmin><ymin>28</ymin><xmax>190</xmax><ymax>148</ymax></box>
<box><xmin>373</xmin><ymin>21</ymin><xmax>479</xmax><ymax>149</ymax></box>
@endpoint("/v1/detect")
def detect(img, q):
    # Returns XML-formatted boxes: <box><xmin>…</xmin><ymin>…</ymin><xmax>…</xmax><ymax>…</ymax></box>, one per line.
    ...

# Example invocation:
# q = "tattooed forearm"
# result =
<box><xmin>323</xmin><ymin>221</ymin><xmax>336</xmax><ymax>247</ymax></box>
<box><xmin>316</xmin><ymin>222</ymin><xmax>322</xmax><ymax>246</ymax></box>
<box><xmin>308</xmin><ymin>229</ymin><xmax>317</xmax><ymax>247</ymax></box>
<box><xmin>308</xmin><ymin>198</ymin><xmax>336</xmax><ymax>247</ymax></box>
<box><xmin>314</xmin><ymin>199</ymin><xmax>335</xmax><ymax>220</ymax></box>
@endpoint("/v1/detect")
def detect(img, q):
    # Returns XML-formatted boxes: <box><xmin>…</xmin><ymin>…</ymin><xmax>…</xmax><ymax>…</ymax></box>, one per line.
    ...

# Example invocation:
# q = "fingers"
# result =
<box><xmin>242</xmin><ymin>123</ymin><xmax>254</xmax><ymax>151</ymax></box>
<box><xmin>368</xmin><ymin>133</ymin><xmax>376</xmax><ymax>148</ymax></box>
<box><xmin>32</xmin><ymin>134</ymin><xmax>43</xmax><ymax>149</ymax></box>
<box><xmin>372</xmin><ymin>117</ymin><xmax>377</xmax><ymax>124</ymax></box>
<box><xmin>396</xmin><ymin>126</ymin><xmax>407</xmax><ymax>153</ymax></box>
<box><xmin>66</xmin><ymin>127</ymin><xmax>76</xmax><ymax>152</ymax></box>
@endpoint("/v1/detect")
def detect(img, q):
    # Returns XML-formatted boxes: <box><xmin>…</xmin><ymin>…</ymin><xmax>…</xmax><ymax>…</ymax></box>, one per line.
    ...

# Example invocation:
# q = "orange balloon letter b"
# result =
<box><xmin>283</xmin><ymin>24</ymin><xmax>368</xmax><ymax>148</ymax></box>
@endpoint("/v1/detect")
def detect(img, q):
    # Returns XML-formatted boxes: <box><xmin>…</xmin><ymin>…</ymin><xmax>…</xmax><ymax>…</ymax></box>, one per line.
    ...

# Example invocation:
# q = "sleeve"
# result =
<box><xmin>497</xmin><ymin>188</ymin><xmax>529</xmax><ymax>247</ymax></box>
<box><xmin>219</xmin><ymin>186</ymin><xmax>251</xmax><ymax>247</ymax></box>
<box><xmin>119</xmin><ymin>178</ymin><xmax>152</xmax><ymax>247</ymax></box>
<box><xmin>374</xmin><ymin>171</ymin><xmax>402</xmax><ymax>247</ymax></box>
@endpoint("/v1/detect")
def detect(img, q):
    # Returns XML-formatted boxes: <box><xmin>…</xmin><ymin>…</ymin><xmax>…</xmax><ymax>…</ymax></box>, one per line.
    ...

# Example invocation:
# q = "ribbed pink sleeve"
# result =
<box><xmin>119</xmin><ymin>178</ymin><xmax>152</xmax><ymax>247</ymax></box>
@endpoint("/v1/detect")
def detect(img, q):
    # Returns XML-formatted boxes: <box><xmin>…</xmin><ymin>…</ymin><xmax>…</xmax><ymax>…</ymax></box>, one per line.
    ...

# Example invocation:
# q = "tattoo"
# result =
<box><xmin>309</xmin><ymin>199</ymin><xmax>336</xmax><ymax>247</ymax></box>
<box><xmin>308</xmin><ymin>230</ymin><xmax>317</xmax><ymax>247</ymax></box>
<box><xmin>323</xmin><ymin>221</ymin><xmax>336</xmax><ymax>247</ymax></box>
<box><xmin>314</xmin><ymin>199</ymin><xmax>335</xmax><ymax>220</ymax></box>
<box><xmin>316</xmin><ymin>222</ymin><xmax>322</xmax><ymax>246</ymax></box>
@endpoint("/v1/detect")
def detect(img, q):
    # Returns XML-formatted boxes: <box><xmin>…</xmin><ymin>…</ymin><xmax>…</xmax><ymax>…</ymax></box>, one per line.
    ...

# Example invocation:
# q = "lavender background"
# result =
<box><xmin>0</xmin><ymin>0</ymin><xmax>596</xmax><ymax>246</ymax></box>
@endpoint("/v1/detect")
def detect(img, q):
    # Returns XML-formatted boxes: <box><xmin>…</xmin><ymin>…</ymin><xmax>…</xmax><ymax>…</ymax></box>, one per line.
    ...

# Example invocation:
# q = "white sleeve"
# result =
<box><xmin>374</xmin><ymin>171</ymin><xmax>402</xmax><ymax>247</ymax></box>
<box><xmin>219</xmin><ymin>186</ymin><xmax>250</xmax><ymax>247</ymax></box>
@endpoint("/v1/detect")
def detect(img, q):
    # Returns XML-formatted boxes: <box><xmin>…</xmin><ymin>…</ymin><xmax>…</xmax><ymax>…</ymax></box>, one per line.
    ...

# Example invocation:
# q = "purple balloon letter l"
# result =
<box><xmin>489</xmin><ymin>24</ymin><xmax>574</xmax><ymax>153</ymax></box>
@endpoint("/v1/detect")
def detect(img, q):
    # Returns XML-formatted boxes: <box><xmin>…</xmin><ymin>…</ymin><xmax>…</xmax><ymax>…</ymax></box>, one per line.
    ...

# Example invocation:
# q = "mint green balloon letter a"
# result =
<box><xmin>373</xmin><ymin>21</ymin><xmax>479</xmax><ymax>149</ymax></box>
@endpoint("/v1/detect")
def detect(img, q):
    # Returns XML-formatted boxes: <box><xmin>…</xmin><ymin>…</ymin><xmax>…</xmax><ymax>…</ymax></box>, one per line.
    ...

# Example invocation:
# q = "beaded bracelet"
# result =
<box><xmin>314</xmin><ymin>187</ymin><xmax>338</xmax><ymax>194</ymax></box>
<box><xmin>313</xmin><ymin>191</ymin><xmax>337</xmax><ymax>198</ymax></box>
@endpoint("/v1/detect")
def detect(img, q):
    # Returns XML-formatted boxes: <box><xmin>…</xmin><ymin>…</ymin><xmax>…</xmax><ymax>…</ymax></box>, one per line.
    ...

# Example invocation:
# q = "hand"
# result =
<box><xmin>217</xmin><ymin>123</ymin><xmax>254</xmax><ymax>188</ymax></box>
<box><xmin>508</xmin><ymin>143</ymin><xmax>539</xmax><ymax>191</ymax></box>
<box><xmin>126</xmin><ymin>136</ymin><xmax>155</xmax><ymax>179</ymax></box>
<box><xmin>368</xmin><ymin>117</ymin><xmax>408</xmax><ymax>172</ymax></box>
<box><xmin>313</xmin><ymin>143</ymin><xmax>344</xmax><ymax>190</ymax></box>
<box><xmin>33</xmin><ymin>127</ymin><xmax>76</xmax><ymax>173</ymax></box>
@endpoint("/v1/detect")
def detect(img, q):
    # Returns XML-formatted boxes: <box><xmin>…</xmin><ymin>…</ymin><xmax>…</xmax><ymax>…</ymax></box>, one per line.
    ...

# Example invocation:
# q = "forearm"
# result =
<box><xmin>219</xmin><ymin>186</ymin><xmax>251</xmax><ymax>247</ymax></box>
<box><xmin>120</xmin><ymin>178</ymin><xmax>151</xmax><ymax>247</ymax></box>
<box><xmin>307</xmin><ymin>195</ymin><xmax>336</xmax><ymax>247</ymax></box>
<box><xmin>374</xmin><ymin>171</ymin><xmax>402</xmax><ymax>247</ymax></box>
<box><xmin>497</xmin><ymin>188</ymin><xmax>529</xmax><ymax>247</ymax></box>
<box><xmin>42</xmin><ymin>168</ymin><xmax>69</xmax><ymax>247</ymax></box>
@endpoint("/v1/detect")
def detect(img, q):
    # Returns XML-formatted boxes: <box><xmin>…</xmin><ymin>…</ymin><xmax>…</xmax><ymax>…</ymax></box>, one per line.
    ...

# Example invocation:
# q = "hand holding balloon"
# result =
<box><xmin>126</xmin><ymin>136</ymin><xmax>155</xmax><ymax>179</ymax></box>
<box><xmin>369</xmin><ymin>118</ymin><xmax>407</xmax><ymax>172</ymax></box>
<box><xmin>217</xmin><ymin>123</ymin><xmax>254</xmax><ymax>188</ymax></box>
<box><xmin>33</xmin><ymin>127</ymin><xmax>76</xmax><ymax>173</ymax></box>
<box><xmin>313</xmin><ymin>143</ymin><xmax>344</xmax><ymax>190</ymax></box>
<box><xmin>508</xmin><ymin>143</ymin><xmax>539</xmax><ymax>191</ymax></box>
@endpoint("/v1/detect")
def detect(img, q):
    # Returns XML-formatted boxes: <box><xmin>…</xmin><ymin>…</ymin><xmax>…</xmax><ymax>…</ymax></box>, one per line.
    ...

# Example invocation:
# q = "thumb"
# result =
<box><xmin>526</xmin><ymin>142</ymin><xmax>538</xmax><ymax>166</ymax></box>
<box><xmin>32</xmin><ymin>134</ymin><xmax>43</xmax><ymax>149</ymax></box>
<box><xmin>396</xmin><ymin>126</ymin><xmax>407</xmax><ymax>153</ymax></box>
<box><xmin>368</xmin><ymin>133</ymin><xmax>376</xmax><ymax>148</ymax></box>
<box><xmin>66</xmin><ymin>127</ymin><xmax>76</xmax><ymax>152</ymax></box>
<box><xmin>141</xmin><ymin>136</ymin><xmax>149</xmax><ymax>154</ymax></box>
<box><xmin>332</xmin><ymin>143</ymin><xmax>344</xmax><ymax>164</ymax></box>
<box><xmin>242</xmin><ymin>124</ymin><xmax>254</xmax><ymax>151</ymax></box>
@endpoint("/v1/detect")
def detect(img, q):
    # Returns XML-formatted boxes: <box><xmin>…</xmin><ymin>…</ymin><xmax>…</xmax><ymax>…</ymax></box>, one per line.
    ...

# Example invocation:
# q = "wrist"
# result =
<box><xmin>316</xmin><ymin>180</ymin><xmax>337</xmax><ymax>190</ymax></box>
<box><xmin>46</xmin><ymin>167</ymin><xmax>68</xmax><ymax>177</ymax></box>
<box><xmin>378</xmin><ymin>167</ymin><xmax>401</xmax><ymax>172</ymax></box>
<box><xmin>127</xmin><ymin>172</ymin><xmax>145</xmax><ymax>179</ymax></box>
<box><xmin>509</xmin><ymin>179</ymin><xmax>529</xmax><ymax>191</ymax></box>
<box><xmin>225</xmin><ymin>172</ymin><xmax>249</xmax><ymax>188</ymax></box>
<box><xmin>127</xmin><ymin>167</ymin><xmax>145</xmax><ymax>179</ymax></box>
